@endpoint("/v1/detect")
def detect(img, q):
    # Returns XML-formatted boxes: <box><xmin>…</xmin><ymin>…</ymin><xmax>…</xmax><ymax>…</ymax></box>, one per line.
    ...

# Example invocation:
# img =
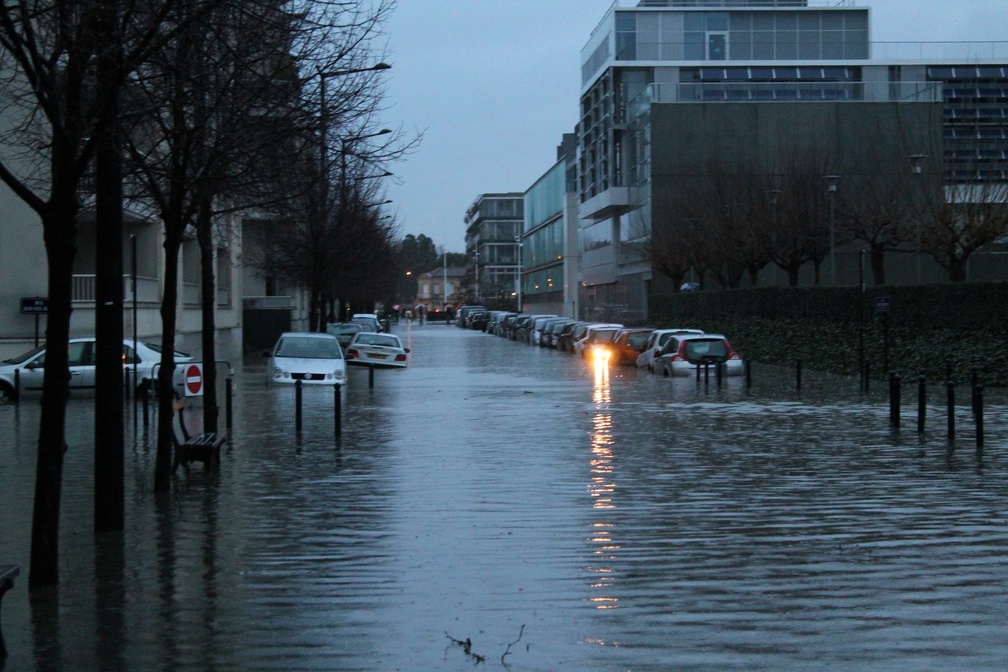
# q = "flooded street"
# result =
<box><xmin>2</xmin><ymin>323</ymin><xmax>1008</xmax><ymax>670</ymax></box>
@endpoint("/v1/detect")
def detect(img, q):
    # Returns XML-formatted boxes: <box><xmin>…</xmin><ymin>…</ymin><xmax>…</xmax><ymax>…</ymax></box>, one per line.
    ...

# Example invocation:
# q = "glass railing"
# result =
<box><xmin>629</xmin><ymin>80</ymin><xmax>942</xmax><ymax>119</ymax></box>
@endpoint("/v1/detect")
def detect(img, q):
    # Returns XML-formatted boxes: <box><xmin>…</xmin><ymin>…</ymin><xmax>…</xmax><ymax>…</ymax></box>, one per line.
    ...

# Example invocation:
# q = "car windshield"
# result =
<box><xmin>684</xmin><ymin>339</ymin><xmax>728</xmax><ymax>359</ymax></box>
<box><xmin>3</xmin><ymin>345</ymin><xmax>45</xmax><ymax>365</ymax></box>
<box><xmin>355</xmin><ymin>334</ymin><xmax>400</xmax><ymax>348</ymax></box>
<box><xmin>595</xmin><ymin>330</ymin><xmax>619</xmax><ymax>343</ymax></box>
<box><xmin>330</xmin><ymin>324</ymin><xmax>361</xmax><ymax>334</ymax></box>
<box><xmin>275</xmin><ymin>337</ymin><xmax>342</xmax><ymax>359</ymax></box>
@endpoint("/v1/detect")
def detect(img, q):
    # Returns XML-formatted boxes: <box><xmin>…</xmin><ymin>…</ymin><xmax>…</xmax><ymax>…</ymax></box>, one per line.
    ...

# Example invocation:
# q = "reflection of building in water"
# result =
<box><xmin>588</xmin><ymin>359</ymin><xmax>620</xmax><ymax>609</ymax></box>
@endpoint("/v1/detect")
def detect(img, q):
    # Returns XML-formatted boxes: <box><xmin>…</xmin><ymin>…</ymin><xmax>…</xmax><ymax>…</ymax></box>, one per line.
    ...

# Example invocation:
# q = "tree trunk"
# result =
<box><xmin>949</xmin><ymin>256</ymin><xmax>968</xmax><ymax>282</ymax></box>
<box><xmin>197</xmin><ymin>200</ymin><xmax>219</xmax><ymax>434</ymax></box>
<box><xmin>787</xmin><ymin>266</ymin><xmax>800</xmax><ymax>287</ymax></box>
<box><xmin>29</xmin><ymin>204</ymin><xmax>77</xmax><ymax>588</ymax></box>
<box><xmin>154</xmin><ymin>236</ymin><xmax>182</xmax><ymax>492</ymax></box>
<box><xmin>870</xmin><ymin>245</ymin><xmax>887</xmax><ymax>286</ymax></box>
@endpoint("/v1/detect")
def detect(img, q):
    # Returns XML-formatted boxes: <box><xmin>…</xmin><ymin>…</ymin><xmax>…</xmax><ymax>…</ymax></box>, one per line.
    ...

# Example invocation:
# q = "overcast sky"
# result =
<box><xmin>381</xmin><ymin>0</ymin><xmax>1007</xmax><ymax>254</ymax></box>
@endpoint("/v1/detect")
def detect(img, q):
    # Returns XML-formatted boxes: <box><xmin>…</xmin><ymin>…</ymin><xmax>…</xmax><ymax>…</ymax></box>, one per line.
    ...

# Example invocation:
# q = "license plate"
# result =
<box><xmin>370</xmin><ymin>353</ymin><xmax>388</xmax><ymax>360</ymax></box>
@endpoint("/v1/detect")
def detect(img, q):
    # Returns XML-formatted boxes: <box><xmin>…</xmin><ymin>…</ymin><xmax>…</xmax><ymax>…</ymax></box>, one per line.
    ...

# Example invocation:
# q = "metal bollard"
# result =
<box><xmin>917</xmin><ymin>373</ymin><xmax>926</xmax><ymax>434</ymax></box>
<box><xmin>970</xmin><ymin>367</ymin><xmax>979</xmax><ymax>419</ymax></box>
<box><xmin>334</xmin><ymin>383</ymin><xmax>342</xmax><ymax>438</ymax></box>
<box><xmin>945</xmin><ymin>361</ymin><xmax>953</xmax><ymax>385</ymax></box>
<box><xmin>368</xmin><ymin>365</ymin><xmax>375</xmax><ymax>388</ymax></box>
<box><xmin>704</xmin><ymin>363</ymin><xmax>710</xmax><ymax>386</ymax></box>
<box><xmin>745</xmin><ymin>360</ymin><xmax>752</xmax><ymax>389</ymax></box>
<box><xmin>946</xmin><ymin>382</ymin><xmax>955</xmax><ymax>445</ymax></box>
<box><xmin>226</xmin><ymin>376</ymin><xmax>233</xmax><ymax>434</ymax></box>
<box><xmin>975</xmin><ymin>384</ymin><xmax>984</xmax><ymax>455</ymax></box>
<box><xmin>716</xmin><ymin>362</ymin><xmax>723</xmax><ymax>388</ymax></box>
<box><xmin>142</xmin><ymin>379</ymin><xmax>149</xmax><ymax>427</ymax></box>
<box><xmin>889</xmin><ymin>372</ymin><xmax>901</xmax><ymax>428</ymax></box>
<box><xmin>13</xmin><ymin>368</ymin><xmax>20</xmax><ymax>404</ymax></box>
<box><xmin>696</xmin><ymin>362</ymin><xmax>701</xmax><ymax>384</ymax></box>
<box><xmin>796</xmin><ymin>359</ymin><xmax>802</xmax><ymax>391</ymax></box>
<box><xmin>295</xmin><ymin>379</ymin><xmax>303</xmax><ymax>433</ymax></box>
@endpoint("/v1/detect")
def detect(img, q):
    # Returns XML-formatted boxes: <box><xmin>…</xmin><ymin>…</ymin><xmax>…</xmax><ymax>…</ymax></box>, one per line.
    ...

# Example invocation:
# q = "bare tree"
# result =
<box><xmin>918</xmin><ymin>174</ymin><xmax>1008</xmax><ymax>282</ymax></box>
<box><xmin>0</xmin><ymin>0</ymin><xmax>202</xmax><ymax>588</ymax></box>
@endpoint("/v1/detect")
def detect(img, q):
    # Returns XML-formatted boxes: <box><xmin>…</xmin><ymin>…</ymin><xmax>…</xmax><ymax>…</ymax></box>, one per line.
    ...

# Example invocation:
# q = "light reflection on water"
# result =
<box><xmin>1</xmin><ymin>325</ymin><xmax>1007</xmax><ymax>671</ymax></box>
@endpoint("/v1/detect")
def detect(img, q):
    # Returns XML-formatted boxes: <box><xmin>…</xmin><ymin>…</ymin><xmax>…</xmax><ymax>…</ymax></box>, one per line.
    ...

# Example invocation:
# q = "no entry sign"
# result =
<box><xmin>185</xmin><ymin>363</ymin><xmax>204</xmax><ymax>397</ymax></box>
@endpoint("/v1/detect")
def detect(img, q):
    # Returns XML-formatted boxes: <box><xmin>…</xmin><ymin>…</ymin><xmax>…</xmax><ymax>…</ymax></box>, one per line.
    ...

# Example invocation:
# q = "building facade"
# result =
<box><xmin>464</xmin><ymin>193</ymin><xmax>524</xmax><ymax>305</ymax></box>
<box><xmin>521</xmin><ymin>134</ymin><xmax>580</xmax><ymax>317</ymax></box>
<box><xmin>577</xmin><ymin>0</ymin><xmax>1008</xmax><ymax>319</ymax></box>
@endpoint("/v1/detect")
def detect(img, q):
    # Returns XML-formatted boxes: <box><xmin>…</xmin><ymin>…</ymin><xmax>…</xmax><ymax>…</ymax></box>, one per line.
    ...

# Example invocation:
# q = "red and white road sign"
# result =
<box><xmin>185</xmin><ymin>363</ymin><xmax>203</xmax><ymax>396</ymax></box>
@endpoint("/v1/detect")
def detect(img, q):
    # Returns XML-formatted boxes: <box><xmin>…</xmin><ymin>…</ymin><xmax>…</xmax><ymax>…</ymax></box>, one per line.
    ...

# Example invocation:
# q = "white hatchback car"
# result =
<box><xmin>345</xmin><ymin>332</ymin><xmax>410</xmax><ymax>369</ymax></box>
<box><xmin>0</xmin><ymin>337</ymin><xmax>192</xmax><ymax>400</ymax></box>
<box><xmin>636</xmin><ymin>328</ymin><xmax>705</xmax><ymax>372</ymax></box>
<box><xmin>267</xmin><ymin>332</ymin><xmax>347</xmax><ymax>386</ymax></box>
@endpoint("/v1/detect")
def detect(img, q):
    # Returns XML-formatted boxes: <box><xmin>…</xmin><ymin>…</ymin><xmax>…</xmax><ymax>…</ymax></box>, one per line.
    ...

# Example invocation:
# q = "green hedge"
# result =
<box><xmin>648</xmin><ymin>283</ymin><xmax>1008</xmax><ymax>386</ymax></box>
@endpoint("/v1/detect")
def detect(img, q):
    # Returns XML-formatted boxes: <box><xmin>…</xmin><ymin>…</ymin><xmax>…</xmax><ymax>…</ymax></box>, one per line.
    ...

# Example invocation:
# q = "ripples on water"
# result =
<box><xmin>1</xmin><ymin>325</ymin><xmax>1007</xmax><ymax>671</ymax></box>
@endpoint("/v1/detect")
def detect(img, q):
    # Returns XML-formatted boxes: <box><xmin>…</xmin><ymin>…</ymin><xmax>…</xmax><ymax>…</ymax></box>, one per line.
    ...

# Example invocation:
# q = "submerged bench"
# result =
<box><xmin>172</xmin><ymin>397</ymin><xmax>224</xmax><ymax>473</ymax></box>
<box><xmin>0</xmin><ymin>564</ymin><xmax>18</xmax><ymax>659</ymax></box>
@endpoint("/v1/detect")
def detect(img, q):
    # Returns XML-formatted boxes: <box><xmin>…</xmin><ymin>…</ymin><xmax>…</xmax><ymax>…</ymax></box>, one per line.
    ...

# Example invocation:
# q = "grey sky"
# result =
<box><xmin>382</xmin><ymin>0</ymin><xmax>1007</xmax><ymax>254</ymax></box>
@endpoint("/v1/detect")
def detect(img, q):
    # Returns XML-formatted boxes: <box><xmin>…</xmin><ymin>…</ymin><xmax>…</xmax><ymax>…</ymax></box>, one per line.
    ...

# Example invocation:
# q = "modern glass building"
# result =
<box><xmin>577</xmin><ymin>0</ymin><xmax>1008</xmax><ymax>318</ymax></box>
<box><xmin>521</xmin><ymin>134</ymin><xmax>579</xmax><ymax>316</ymax></box>
<box><xmin>464</xmin><ymin>193</ymin><xmax>523</xmax><ymax>304</ymax></box>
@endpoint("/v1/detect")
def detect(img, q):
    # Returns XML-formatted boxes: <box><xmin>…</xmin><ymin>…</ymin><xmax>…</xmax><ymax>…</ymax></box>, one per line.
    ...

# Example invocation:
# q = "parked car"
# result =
<box><xmin>350</xmin><ymin>313</ymin><xmax>384</xmax><ymax>333</ymax></box>
<box><xmin>580</xmin><ymin>326</ymin><xmax>624</xmax><ymax>361</ymax></box>
<box><xmin>455</xmin><ymin>305</ymin><xmax>486</xmax><ymax>327</ymax></box>
<box><xmin>555</xmin><ymin>321</ymin><xmax>585</xmax><ymax>352</ymax></box>
<box><xmin>0</xmin><ymin>337</ymin><xmax>192</xmax><ymax>400</ymax></box>
<box><xmin>326</xmin><ymin>322</ymin><xmax>364</xmax><ymax>349</ymax></box>
<box><xmin>610</xmin><ymin>328</ymin><xmax>656</xmax><ymax>366</ymax></box>
<box><xmin>636</xmin><ymin>328</ymin><xmax>705</xmax><ymax>372</ymax></box>
<box><xmin>653</xmin><ymin>333</ymin><xmax>743</xmax><ymax>378</ymax></box>
<box><xmin>572</xmin><ymin>323</ymin><xmax>623</xmax><ymax>359</ymax></box>
<box><xmin>540</xmin><ymin>318</ymin><xmax>574</xmax><ymax>348</ymax></box>
<box><xmin>529</xmin><ymin>315</ymin><xmax>559</xmax><ymax>345</ymax></box>
<box><xmin>500</xmin><ymin>313</ymin><xmax>520</xmax><ymax>338</ymax></box>
<box><xmin>511</xmin><ymin>315</ymin><xmax>533</xmax><ymax>341</ymax></box>
<box><xmin>266</xmin><ymin>332</ymin><xmax>347</xmax><ymax>386</ymax></box>
<box><xmin>345</xmin><ymin>332</ymin><xmax>410</xmax><ymax>368</ymax></box>
<box><xmin>468</xmin><ymin>310</ymin><xmax>491</xmax><ymax>331</ymax></box>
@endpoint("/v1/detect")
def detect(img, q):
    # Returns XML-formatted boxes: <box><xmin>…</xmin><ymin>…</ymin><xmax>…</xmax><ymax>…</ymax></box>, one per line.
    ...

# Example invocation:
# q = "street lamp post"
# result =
<box><xmin>440</xmin><ymin>245</ymin><xmax>448</xmax><ymax>312</ymax></box>
<box><xmin>514</xmin><ymin>235</ymin><xmax>522</xmax><ymax>312</ymax></box>
<box><xmin>825</xmin><ymin>175</ymin><xmax>838</xmax><ymax>285</ymax></box>
<box><xmin>316</xmin><ymin>62</ymin><xmax>391</xmax><ymax>329</ymax></box>
<box><xmin>473</xmin><ymin>249</ymin><xmax>480</xmax><ymax>302</ymax></box>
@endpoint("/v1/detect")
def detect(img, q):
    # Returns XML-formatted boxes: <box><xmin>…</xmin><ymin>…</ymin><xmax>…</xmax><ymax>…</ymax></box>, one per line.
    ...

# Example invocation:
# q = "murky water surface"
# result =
<box><xmin>2</xmin><ymin>324</ymin><xmax>1007</xmax><ymax>670</ymax></box>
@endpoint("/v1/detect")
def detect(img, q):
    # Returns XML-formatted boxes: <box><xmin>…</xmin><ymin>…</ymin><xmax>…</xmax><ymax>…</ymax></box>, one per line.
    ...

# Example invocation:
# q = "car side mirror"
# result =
<box><xmin>404</xmin><ymin>348</ymin><xmax>411</xmax><ymax>353</ymax></box>
<box><xmin>26</xmin><ymin>360</ymin><xmax>41</xmax><ymax>370</ymax></box>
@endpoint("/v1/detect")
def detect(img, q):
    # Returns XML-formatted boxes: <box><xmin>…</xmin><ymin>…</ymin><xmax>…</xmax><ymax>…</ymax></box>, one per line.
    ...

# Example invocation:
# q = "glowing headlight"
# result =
<box><xmin>592</xmin><ymin>347</ymin><xmax>611</xmax><ymax>363</ymax></box>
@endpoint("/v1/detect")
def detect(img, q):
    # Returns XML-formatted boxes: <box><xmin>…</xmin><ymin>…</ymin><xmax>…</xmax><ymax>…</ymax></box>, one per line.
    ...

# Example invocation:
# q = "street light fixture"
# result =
<box><xmin>825</xmin><ymin>175</ymin><xmax>839</xmax><ymax>285</ymax></box>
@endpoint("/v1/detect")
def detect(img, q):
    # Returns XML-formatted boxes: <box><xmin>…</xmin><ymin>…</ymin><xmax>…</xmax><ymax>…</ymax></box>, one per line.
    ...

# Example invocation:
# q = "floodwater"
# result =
<box><xmin>2</xmin><ymin>324</ymin><xmax>1007</xmax><ymax>671</ymax></box>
